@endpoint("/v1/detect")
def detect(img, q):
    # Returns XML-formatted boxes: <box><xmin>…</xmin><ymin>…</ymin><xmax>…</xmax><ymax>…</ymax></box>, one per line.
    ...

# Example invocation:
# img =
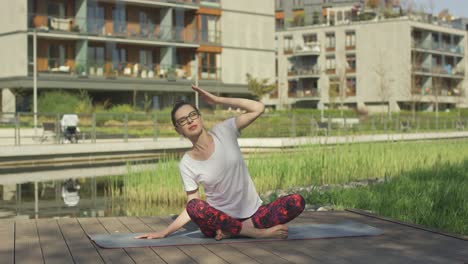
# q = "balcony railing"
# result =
<box><xmin>30</xmin><ymin>58</ymin><xmax>222</xmax><ymax>81</ymax></box>
<box><xmin>413</xmin><ymin>65</ymin><xmax>465</xmax><ymax>77</ymax></box>
<box><xmin>412</xmin><ymin>40</ymin><xmax>464</xmax><ymax>55</ymax></box>
<box><xmin>288</xmin><ymin>88</ymin><xmax>320</xmax><ymax>98</ymax></box>
<box><xmin>288</xmin><ymin>66</ymin><xmax>321</xmax><ymax>77</ymax></box>
<box><xmin>29</xmin><ymin>13</ymin><xmax>221</xmax><ymax>45</ymax></box>
<box><xmin>292</xmin><ymin>42</ymin><xmax>321</xmax><ymax>55</ymax></box>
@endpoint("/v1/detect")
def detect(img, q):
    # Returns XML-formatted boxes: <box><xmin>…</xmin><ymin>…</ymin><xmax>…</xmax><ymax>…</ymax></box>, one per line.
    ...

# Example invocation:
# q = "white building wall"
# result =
<box><xmin>0</xmin><ymin>0</ymin><xmax>28</xmax><ymax>78</ymax></box>
<box><xmin>0</xmin><ymin>0</ymin><xmax>28</xmax><ymax>33</ymax></box>
<box><xmin>220</xmin><ymin>0</ymin><xmax>275</xmax><ymax>85</ymax></box>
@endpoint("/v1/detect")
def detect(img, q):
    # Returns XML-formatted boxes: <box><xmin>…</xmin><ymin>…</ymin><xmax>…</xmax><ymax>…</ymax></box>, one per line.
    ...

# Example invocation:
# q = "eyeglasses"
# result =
<box><xmin>176</xmin><ymin>111</ymin><xmax>200</xmax><ymax>126</ymax></box>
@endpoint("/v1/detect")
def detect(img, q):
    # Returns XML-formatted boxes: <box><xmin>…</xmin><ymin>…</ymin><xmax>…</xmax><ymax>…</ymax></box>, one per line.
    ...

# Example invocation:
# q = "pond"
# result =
<box><xmin>0</xmin><ymin>174</ymin><xmax>184</xmax><ymax>220</ymax></box>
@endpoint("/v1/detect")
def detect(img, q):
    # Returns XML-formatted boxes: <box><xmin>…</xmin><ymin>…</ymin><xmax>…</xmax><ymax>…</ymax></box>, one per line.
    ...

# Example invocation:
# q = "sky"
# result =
<box><xmin>411</xmin><ymin>0</ymin><xmax>468</xmax><ymax>18</ymax></box>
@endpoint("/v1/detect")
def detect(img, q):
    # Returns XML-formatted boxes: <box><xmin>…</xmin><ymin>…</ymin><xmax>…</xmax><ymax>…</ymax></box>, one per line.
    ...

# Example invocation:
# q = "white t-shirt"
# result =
<box><xmin>178</xmin><ymin>118</ymin><xmax>262</xmax><ymax>219</ymax></box>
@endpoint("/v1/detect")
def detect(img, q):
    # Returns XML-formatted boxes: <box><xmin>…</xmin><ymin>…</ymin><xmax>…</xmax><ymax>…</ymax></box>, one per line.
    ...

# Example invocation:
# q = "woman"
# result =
<box><xmin>137</xmin><ymin>86</ymin><xmax>305</xmax><ymax>241</ymax></box>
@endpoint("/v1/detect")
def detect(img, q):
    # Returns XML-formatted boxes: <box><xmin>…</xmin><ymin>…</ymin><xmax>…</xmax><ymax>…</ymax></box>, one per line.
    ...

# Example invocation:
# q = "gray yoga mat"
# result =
<box><xmin>88</xmin><ymin>221</ymin><xmax>383</xmax><ymax>248</ymax></box>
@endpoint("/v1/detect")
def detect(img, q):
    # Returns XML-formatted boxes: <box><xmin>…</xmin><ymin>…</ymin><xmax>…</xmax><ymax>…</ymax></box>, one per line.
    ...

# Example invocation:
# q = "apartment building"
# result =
<box><xmin>0</xmin><ymin>0</ymin><xmax>274</xmax><ymax>112</ymax></box>
<box><xmin>270</xmin><ymin>0</ymin><xmax>467</xmax><ymax>112</ymax></box>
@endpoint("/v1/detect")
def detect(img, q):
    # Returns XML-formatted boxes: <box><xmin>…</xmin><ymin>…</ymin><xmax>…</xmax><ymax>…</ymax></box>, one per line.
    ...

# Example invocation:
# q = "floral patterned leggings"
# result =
<box><xmin>186</xmin><ymin>194</ymin><xmax>305</xmax><ymax>237</ymax></box>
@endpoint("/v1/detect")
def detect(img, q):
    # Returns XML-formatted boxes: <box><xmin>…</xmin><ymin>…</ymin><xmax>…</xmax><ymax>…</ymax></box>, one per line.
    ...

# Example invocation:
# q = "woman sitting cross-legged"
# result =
<box><xmin>136</xmin><ymin>85</ymin><xmax>305</xmax><ymax>241</ymax></box>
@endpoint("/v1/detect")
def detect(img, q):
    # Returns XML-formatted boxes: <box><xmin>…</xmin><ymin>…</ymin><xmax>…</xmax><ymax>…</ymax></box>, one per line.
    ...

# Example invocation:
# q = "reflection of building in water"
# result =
<box><xmin>0</xmin><ymin>177</ymin><xmax>107</xmax><ymax>219</ymax></box>
<box><xmin>2</xmin><ymin>184</ymin><xmax>16</xmax><ymax>200</ymax></box>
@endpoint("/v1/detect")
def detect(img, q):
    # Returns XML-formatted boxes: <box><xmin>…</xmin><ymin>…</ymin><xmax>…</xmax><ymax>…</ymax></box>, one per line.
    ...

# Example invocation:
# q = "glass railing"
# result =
<box><xmin>412</xmin><ymin>40</ymin><xmax>464</xmax><ymax>55</ymax></box>
<box><xmin>30</xmin><ymin>13</ymin><xmax>86</xmax><ymax>33</ymax></box>
<box><xmin>200</xmin><ymin>30</ymin><xmax>222</xmax><ymax>45</ymax></box>
<box><xmin>413</xmin><ymin>65</ymin><xmax>465</xmax><ymax>77</ymax></box>
<box><xmin>200</xmin><ymin>66</ymin><xmax>221</xmax><ymax>80</ymax></box>
<box><xmin>288</xmin><ymin>66</ymin><xmax>321</xmax><ymax>77</ymax></box>
<box><xmin>29</xmin><ymin>58</ymin><xmax>222</xmax><ymax>81</ymax></box>
<box><xmin>29</xmin><ymin>13</ymin><xmax>221</xmax><ymax>45</ymax></box>
<box><xmin>288</xmin><ymin>88</ymin><xmax>319</xmax><ymax>98</ymax></box>
<box><xmin>199</xmin><ymin>0</ymin><xmax>221</xmax><ymax>8</ymax></box>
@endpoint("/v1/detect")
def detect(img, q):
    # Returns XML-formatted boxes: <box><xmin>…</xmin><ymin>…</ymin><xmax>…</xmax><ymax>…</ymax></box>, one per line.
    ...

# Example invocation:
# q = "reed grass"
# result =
<box><xmin>110</xmin><ymin>139</ymin><xmax>468</xmax><ymax>226</ymax></box>
<box><xmin>301</xmin><ymin>159</ymin><xmax>468</xmax><ymax>235</ymax></box>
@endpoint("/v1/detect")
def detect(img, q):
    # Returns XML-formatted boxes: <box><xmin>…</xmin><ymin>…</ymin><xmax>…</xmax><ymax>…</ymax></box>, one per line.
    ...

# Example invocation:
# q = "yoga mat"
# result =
<box><xmin>88</xmin><ymin>221</ymin><xmax>383</xmax><ymax>248</ymax></box>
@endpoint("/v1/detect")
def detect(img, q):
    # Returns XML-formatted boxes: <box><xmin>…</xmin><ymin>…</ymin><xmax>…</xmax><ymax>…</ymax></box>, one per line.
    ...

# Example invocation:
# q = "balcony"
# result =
<box><xmin>288</xmin><ymin>88</ymin><xmax>320</xmax><ymax>98</ymax></box>
<box><xmin>413</xmin><ymin>65</ymin><xmax>465</xmax><ymax>78</ymax></box>
<box><xmin>291</xmin><ymin>42</ymin><xmax>321</xmax><ymax>56</ymax></box>
<box><xmin>288</xmin><ymin>66</ymin><xmax>321</xmax><ymax>78</ymax></box>
<box><xmin>412</xmin><ymin>40</ymin><xmax>464</xmax><ymax>56</ymax></box>
<box><xmin>30</xmin><ymin>58</ymin><xmax>221</xmax><ymax>81</ymax></box>
<box><xmin>29</xmin><ymin>13</ymin><xmax>221</xmax><ymax>45</ymax></box>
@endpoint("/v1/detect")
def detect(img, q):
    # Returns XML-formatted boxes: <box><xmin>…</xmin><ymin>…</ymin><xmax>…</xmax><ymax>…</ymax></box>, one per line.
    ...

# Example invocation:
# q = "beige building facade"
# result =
<box><xmin>269</xmin><ymin>17</ymin><xmax>468</xmax><ymax>112</ymax></box>
<box><xmin>0</xmin><ymin>0</ymin><xmax>275</xmax><ymax>113</ymax></box>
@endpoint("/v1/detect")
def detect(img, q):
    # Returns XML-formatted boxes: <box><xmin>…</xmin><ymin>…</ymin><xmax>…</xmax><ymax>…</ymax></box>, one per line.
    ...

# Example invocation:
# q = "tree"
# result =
<box><xmin>374</xmin><ymin>54</ymin><xmax>393</xmax><ymax>120</ymax></box>
<box><xmin>246</xmin><ymin>73</ymin><xmax>276</xmax><ymax>100</ymax></box>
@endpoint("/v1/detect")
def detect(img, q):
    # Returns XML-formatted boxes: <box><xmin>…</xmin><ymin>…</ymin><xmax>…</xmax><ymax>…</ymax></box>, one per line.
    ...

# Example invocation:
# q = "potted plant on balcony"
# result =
<box><xmin>75</xmin><ymin>64</ymin><xmax>86</xmax><ymax>76</ymax></box>
<box><xmin>166</xmin><ymin>67</ymin><xmax>177</xmax><ymax>81</ymax></box>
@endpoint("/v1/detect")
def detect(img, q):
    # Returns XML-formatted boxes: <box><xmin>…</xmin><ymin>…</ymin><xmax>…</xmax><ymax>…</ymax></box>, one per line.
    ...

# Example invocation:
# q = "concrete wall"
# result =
<box><xmin>0</xmin><ymin>0</ymin><xmax>28</xmax><ymax>78</ymax></box>
<box><xmin>220</xmin><ymin>0</ymin><xmax>275</xmax><ymax>85</ymax></box>
<box><xmin>0</xmin><ymin>34</ymin><xmax>28</xmax><ymax>78</ymax></box>
<box><xmin>0</xmin><ymin>0</ymin><xmax>28</xmax><ymax>34</ymax></box>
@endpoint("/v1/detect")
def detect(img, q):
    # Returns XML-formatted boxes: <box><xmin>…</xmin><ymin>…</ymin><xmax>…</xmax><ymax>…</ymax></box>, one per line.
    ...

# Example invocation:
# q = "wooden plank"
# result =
<box><xmin>116</xmin><ymin>217</ymin><xmax>165</xmax><ymax>264</ymax></box>
<box><xmin>78</xmin><ymin>217</ymin><xmax>134</xmax><ymax>264</ymax></box>
<box><xmin>228</xmin><ymin>243</ymin><xmax>290</xmax><ymax>264</ymax></box>
<box><xmin>255</xmin><ymin>240</ymin><xmax>320</xmax><ymax>264</ymax></box>
<box><xmin>36</xmin><ymin>219</ymin><xmax>74</xmax><ymax>264</ymax></box>
<box><xmin>98</xmin><ymin>217</ymin><xmax>162</xmax><ymax>264</ymax></box>
<box><xmin>57</xmin><ymin>218</ymin><xmax>104</xmax><ymax>264</ymax></box>
<box><xmin>15</xmin><ymin>219</ymin><xmax>44</xmax><ymax>264</ymax></box>
<box><xmin>179</xmin><ymin>245</ymin><xmax>228</xmax><ymax>264</ymax></box>
<box><xmin>139</xmin><ymin>216</ymin><xmax>196</xmax><ymax>264</ymax></box>
<box><xmin>0</xmin><ymin>220</ymin><xmax>15</xmax><ymax>264</ymax></box>
<box><xmin>203</xmin><ymin>244</ymin><xmax>259</xmax><ymax>264</ymax></box>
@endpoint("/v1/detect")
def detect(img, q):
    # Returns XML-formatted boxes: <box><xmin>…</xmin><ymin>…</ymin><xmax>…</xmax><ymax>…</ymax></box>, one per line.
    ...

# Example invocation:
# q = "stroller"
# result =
<box><xmin>61</xmin><ymin>114</ymin><xmax>79</xmax><ymax>143</ymax></box>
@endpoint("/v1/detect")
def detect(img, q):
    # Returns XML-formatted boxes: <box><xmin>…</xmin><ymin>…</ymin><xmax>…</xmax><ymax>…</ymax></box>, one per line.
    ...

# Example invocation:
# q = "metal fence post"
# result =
<box><xmin>92</xmin><ymin>113</ymin><xmax>96</xmax><ymax>143</ymax></box>
<box><xmin>55</xmin><ymin>113</ymin><xmax>60</xmax><ymax>144</ymax></box>
<box><xmin>124</xmin><ymin>113</ymin><xmax>128</xmax><ymax>142</ymax></box>
<box><xmin>15</xmin><ymin>112</ymin><xmax>20</xmax><ymax>146</ymax></box>
<box><xmin>153</xmin><ymin>113</ymin><xmax>158</xmax><ymax>141</ymax></box>
<box><xmin>291</xmin><ymin>113</ymin><xmax>296</xmax><ymax>137</ymax></box>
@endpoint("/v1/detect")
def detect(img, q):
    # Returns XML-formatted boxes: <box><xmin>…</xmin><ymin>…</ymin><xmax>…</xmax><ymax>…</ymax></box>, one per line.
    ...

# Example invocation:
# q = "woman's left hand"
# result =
<box><xmin>192</xmin><ymin>85</ymin><xmax>219</xmax><ymax>105</ymax></box>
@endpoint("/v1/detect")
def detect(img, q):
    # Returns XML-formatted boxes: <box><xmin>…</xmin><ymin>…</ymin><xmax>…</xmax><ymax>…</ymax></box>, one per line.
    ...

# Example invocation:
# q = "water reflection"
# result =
<box><xmin>0</xmin><ymin>174</ymin><xmax>183</xmax><ymax>219</ymax></box>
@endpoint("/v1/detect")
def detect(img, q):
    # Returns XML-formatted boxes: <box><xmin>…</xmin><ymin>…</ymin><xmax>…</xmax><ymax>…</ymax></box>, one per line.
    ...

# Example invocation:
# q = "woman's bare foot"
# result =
<box><xmin>261</xmin><ymin>225</ymin><xmax>289</xmax><ymax>239</ymax></box>
<box><xmin>215</xmin><ymin>229</ymin><xmax>232</xmax><ymax>241</ymax></box>
<box><xmin>239</xmin><ymin>224</ymin><xmax>289</xmax><ymax>239</ymax></box>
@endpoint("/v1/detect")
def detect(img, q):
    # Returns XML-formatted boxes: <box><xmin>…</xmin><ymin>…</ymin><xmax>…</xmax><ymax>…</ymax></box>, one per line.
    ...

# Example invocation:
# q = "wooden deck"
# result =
<box><xmin>1</xmin><ymin>210</ymin><xmax>466</xmax><ymax>264</ymax></box>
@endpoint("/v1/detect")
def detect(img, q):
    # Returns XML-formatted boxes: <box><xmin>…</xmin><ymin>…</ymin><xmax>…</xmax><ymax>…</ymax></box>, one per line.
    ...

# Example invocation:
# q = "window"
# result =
<box><xmin>139</xmin><ymin>11</ymin><xmax>154</xmax><ymax>37</ymax></box>
<box><xmin>276</xmin><ymin>18</ymin><xmax>284</xmax><ymax>31</ymax></box>
<box><xmin>201</xmin><ymin>15</ymin><xmax>220</xmax><ymax>43</ymax></box>
<box><xmin>326</xmin><ymin>55</ymin><xmax>336</xmax><ymax>72</ymax></box>
<box><xmin>345</xmin><ymin>31</ymin><xmax>356</xmax><ymax>48</ymax></box>
<box><xmin>48</xmin><ymin>44</ymin><xmax>66</xmax><ymax>69</ymax></box>
<box><xmin>325</xmin><ymin>32</ymin><xmax>335</xmax><ymax>50</ymax></box>
<box><xmin>87</xmin><ymin>5</ymin><xmax>105</xmax><ymax>34</ymax></box>
<box><xmin>112</xmin><ymin>47</ymin><xmax>127</xmax><ymax>72</ymax></box>
<box><xmin>346</xmin><ymin>77</ymin><xmax>356</xmax><ymax>96</ymax></box>
<box><xmin>88</xmin><ymin>46</ymin><xmax>105</xmax><ymax>68</ymax></box>
<box><xmin>113</xmin><ymin>5</ymin><xmax>126</xmax><ymax>34</ymax></box>
<box><xmin>284</xmin><ymin>35</ymin><xmax>293</xmax><ymax>53</ymax></box>
<box><xmin>346</xmin><ymin>54</ymin><xmax>356</xmax><ymax>72</ymax></box>
<box><xmin>139</xmin><ymin>49</ymin><xmax>153</xmax><ymax>75</ymax></box>
<box><xmin>303</xmin><ymin>33</ymin><xmax>317</xmax><ymax>45</ymax></box>
<box><xmin>199</xmin><ymin>52</ymin><xmax>220</xmax><ymax>80</ymax></box>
